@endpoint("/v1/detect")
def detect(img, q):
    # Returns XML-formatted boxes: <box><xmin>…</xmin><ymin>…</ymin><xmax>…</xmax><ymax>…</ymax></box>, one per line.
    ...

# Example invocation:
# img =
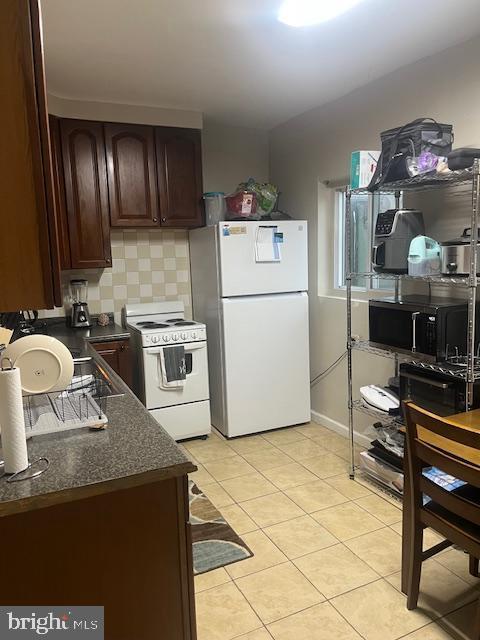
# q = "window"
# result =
<box><xmin>334</xmin><ymin>190</ymin><xmax>400</xmax><ymax>291</ymax></box>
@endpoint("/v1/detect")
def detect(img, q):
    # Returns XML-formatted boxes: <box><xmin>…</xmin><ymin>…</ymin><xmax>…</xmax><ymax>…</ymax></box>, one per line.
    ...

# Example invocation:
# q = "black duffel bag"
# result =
<box><xmin>368</xmin><ymin>117</ymin><xmax>453</xmax><ymax>191</ymax></box>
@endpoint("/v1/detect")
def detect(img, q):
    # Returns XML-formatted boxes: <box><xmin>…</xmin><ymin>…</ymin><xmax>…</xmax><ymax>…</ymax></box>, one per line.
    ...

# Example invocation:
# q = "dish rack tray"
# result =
<box><xmin>23</xmin><ymin>360</ymin><xmax>112</xmax><ymax>437</ymax></box>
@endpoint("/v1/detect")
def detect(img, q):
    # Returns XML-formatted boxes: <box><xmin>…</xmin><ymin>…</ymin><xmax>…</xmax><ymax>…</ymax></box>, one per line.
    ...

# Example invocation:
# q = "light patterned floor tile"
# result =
<box><xmin>201</xmin><ymin>482</ymin><xmax>235</xmax><ymax>509</ymax></box>
<box><xmin>312</xmin><ymin>431</ymin><xmax>348</xmax><ymax>454</ymax></box>
<box><xmin>344</xmin><ymin>527</ymin><xmax>402</xmax><ymax>576</ymax></box>
<box><xmin>263</xmin><ymin>515</ymin><xmax>337</xmax><ymax>560</ymax></box>
<box><xmin>262</xmin><ymin>428</ymin><xmax>307</xmax><ymax>447</ymax></box>
<box><xmin>439</xmin><ymin>601</ymin><xmax>477</xmax><ymax>640</ymax></box>
<box><xmin>355</xmin><ymin>494</ymin><xmax>402</xmax><ymax>525</ymax></box>
<box><xmin>228</xmin><ymin>435</ymin><xmax>274</xmax><ymax>455</ymax></box>
<box><xmin>276</xmin><ymin>440</ymin><xmax>327</xmax><ymax>463</ymax></box>
<box><xmin>330</xmin><ymin>579</ymin><xmax>431</xmax><ymax>640</ymax></box>
<box><xmin>195</xmin><ymin>582</ymin><xmax>262</xmax><ymax>640</ymax></box>
<box><xmin>390</xmin><ymin>522</ymin><xmax>445</xmax><ymax>554</ymax></box>
<box><xmin>311</xmin><ymin>501</ymin><xmax>384</xmax><ymax>541</ymax></box>
<box><xmin>386</xmin><ymin>559</ymin><xmax>478</xmax><ymax>618</ymax></box>
<box><xmin>294</xmin><ymin>422</ymin><xmax>332</xmax><ymax>439</ymax></box>
<box><xmin>401</xmin><ymin>622</ymin><xmax>460</xmax><ymax>639</ymax></box>
<box><xmin>434</xmin><ymin>548</ymin><xmax>480</xmax><ymax>587</ymax></box>
<box><xmin>220</xmin><ymin>473</ymin><xmax>277</xmax><ymax>503</ymax></box>
<box><xmin>240</xmin><ymin>492</ymin><xmax>305</xmax><ymax>528</ymax></box>
<box><xmin>243</xmin><ymin>449</ymin><xmax>295</xmax><ymax>472</ymax></box>
<box><xmin>183</xmin><ymin>438</ymin><xmax>237</xmax><ymax>463</ymax></box>
<box><xmin>219</xmin><ymin>503</ymin><xmax>258</xmax><ymax>535</ymax></box>
<box><xmin>204</xmin><ymin>455</ymin><xmax>256</xmax><ymax>482</ymax></box>
<box><xmin>190</xmin><ymin>464</ymin><xmax>216</xmax><ymax>487</ymax></box>
<box><xmin>237</xmin><ymin>630</ymin><xmax>273</xmax><ymax>640</ymax></box>
<box><xmin>226</xmin><ymin>530</ymin><xmax>288</xmax><ymax>579</ymax></box>
<box><xmin>267</xmin><ymin>601</ymin><xmax>362</xmax><ymax>640</ymax></box>
<box><xmin>324</xmin><ymin>473</ymin><xmax>372</xmax><ymax>499</ymax></box>
<box><xmin>294</xmin><ymin>543</ymin><xmax>379</xmax><ymax>599</ymax></box>
<box><xmin>195</xmin><ymin>567</ymin><xmax>231</xmax><ymax>593</ymax></box>
<box><xmin>261</xmin><ymin>463</ymin><xmax>318</xmax><ymax>490</ymax></box>
<box><xmin>300</xmin><ymin>452</ymin><xmax>349</xmax><ymax>479</ymax></box>
<box><xmin>236</xmin><ymin>563</ymin><xmax>324</xmax><ymax>625</ymax></box>
<box><xmin>284</xmin><ymin>479</ymin><xmax>348</xmax><ymax>513</ymax></box>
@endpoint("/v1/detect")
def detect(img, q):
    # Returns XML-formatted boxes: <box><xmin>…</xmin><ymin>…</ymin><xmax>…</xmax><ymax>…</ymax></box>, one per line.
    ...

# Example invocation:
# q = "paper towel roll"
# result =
<box><xmin>0</xmin><ymin>367</ymin><xmax>29</xmax><ymax>474</ymax></box>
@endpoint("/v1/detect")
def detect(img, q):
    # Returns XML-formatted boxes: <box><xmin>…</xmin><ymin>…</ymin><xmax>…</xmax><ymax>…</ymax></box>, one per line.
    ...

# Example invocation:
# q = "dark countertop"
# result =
<box><xmin>0</xmin><ymin>342</ymin><xmax>196</xmax><ymax>518</ymax></box>
<box><xmin>40</xmin><ymin>317</ymin><xmax>131</xmax><ymax>360</ymax></box>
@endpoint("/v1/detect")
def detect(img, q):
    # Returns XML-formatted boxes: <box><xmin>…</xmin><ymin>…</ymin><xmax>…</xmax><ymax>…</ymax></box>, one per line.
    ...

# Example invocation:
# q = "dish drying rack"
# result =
<box><xmin>23</xmin><ymin>360</ymin><xmax>113</xmax><ymax>437</ymax></box>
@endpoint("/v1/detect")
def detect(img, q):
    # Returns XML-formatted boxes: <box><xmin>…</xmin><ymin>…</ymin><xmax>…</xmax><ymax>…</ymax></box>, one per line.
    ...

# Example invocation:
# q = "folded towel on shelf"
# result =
<box><xmin>159</xmin><ymin>346</ymin><xmax>187</xmax><ymax>388</ymax></box>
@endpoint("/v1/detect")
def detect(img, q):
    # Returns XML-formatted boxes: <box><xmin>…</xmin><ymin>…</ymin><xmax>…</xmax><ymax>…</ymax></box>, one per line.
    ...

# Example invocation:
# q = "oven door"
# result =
<box><xmin>399</xmin><ymin>368</ymin><xmax>461</xmax><ymax>416</ymax></box>
<box><xmin>143</xmin><ymin>341</ymin><xmax>209</xmax><ymax>410</ymax></box>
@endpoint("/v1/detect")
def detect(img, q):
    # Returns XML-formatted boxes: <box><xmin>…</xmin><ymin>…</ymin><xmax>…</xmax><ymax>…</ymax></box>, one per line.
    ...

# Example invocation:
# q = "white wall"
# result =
<box><xmin>269</xmin><ymin>35</ymin><xmax>480</xmax><ymax>439</ymax></box>
<box><xmin>202</xmin><ymin>119</ymin><xmax>270</xmax><ymax>194</ymax></box>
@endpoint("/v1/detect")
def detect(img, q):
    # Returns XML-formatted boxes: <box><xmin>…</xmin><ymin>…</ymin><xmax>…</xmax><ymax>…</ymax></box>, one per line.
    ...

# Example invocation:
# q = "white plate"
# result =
<box><xmin>3</xmin><ymin>335</ymin><xmax>74</xmax><ymax>395</ymax></box>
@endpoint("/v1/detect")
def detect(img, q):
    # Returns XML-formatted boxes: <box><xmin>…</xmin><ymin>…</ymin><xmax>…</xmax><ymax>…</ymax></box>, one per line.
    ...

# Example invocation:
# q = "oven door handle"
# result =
<box><xmin>402</xmin><ymin>371</ymin><xmax>450</xmax><ymax>390</ymax></box>
<box><xmin>145</xmin><ymin>343</ymin><xmax>205</xmax><ymax>355</ymax></box>
<box><xmin>411</xmin><ymin>312</ymin><xmax>420</xmax><ymax>352</ymax></box>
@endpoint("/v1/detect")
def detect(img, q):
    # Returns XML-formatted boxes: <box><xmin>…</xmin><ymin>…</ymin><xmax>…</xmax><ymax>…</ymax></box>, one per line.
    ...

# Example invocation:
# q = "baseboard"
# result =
<box><xmin>310</xmin><ymin>410</ymin><xmax>371</xmax><ymax>448</ymax></box>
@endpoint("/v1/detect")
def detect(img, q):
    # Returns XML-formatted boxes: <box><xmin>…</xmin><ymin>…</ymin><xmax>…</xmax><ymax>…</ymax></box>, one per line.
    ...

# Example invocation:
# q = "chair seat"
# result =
<box><xmin>423</xmin><ymin>484</ymin><xmax>480</xmax><ymax>542</ymax></box>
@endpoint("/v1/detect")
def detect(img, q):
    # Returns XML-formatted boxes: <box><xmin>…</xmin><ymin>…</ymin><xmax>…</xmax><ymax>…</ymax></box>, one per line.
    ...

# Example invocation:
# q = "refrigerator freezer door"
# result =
<box><xmin>220</xmin><ymin>292</ymin><xmax>310</xmax><ymax>437</ymax></box>
<box><xmin>218</xmin><ymin>221</ymin><xmax>308</xmax><ymax>297</ymax></box>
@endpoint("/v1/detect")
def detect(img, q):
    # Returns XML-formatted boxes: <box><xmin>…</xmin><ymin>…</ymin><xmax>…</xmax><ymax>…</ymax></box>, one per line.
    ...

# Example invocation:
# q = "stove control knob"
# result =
<box><xmin>172</xmin><ymin>333</ymin><xmax>179</xmax><ymax>341</ymax></box>
<box><xmin>163</xmin><ymin>335</ymin><xmax>170</xmax><ymax>342</ymax></box>
<box><xmin>181</xmin><ymin>332</ymin><xmax>187</xmax><ymax>340</ymax></box>
<box><xmin>151</xmin><ymin>335</ymin><xmax>158</xmax><ymax>344</ymax></box>
<box><xmin>191</xmin><ymin>331</ymin><xmax>197</xmax><ymax>340</ymax></box>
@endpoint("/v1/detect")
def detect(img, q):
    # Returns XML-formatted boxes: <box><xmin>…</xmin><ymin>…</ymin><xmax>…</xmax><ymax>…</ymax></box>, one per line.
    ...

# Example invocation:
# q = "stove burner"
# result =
<box><xmin>137</xmin><ymin>321</ymin><xmax>156</xmax><ymax>326</ymax></box>
<box><xmin>174</xmin><ymin>321</ymin><xmax>196</xmax><ymax>326</ymax></box>
<box><xmin>165</xmin><ymin>318</ymin><xmax>184</xmax><ymax>323</ymax></box>
<box><xmin>148</xmin><ymin>323</ymin><xmax>170</xmax><ymax>328</ymax></box>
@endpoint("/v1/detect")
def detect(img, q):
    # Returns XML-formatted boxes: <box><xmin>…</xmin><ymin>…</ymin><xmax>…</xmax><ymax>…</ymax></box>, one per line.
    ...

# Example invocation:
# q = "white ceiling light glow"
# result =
<box><xmin>278</xmin><ymin>0</ymin><xmax>364</xmax><ymax>26</ymax></box>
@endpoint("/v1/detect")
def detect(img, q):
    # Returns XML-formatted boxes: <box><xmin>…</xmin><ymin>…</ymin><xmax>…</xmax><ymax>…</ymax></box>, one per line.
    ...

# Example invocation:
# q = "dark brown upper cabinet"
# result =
<box><xmin>49</xmin><ymin>115</ymin><xmax>71</xmax><ymax>271</ymax></box>
<box><xmin>156</xmin><ymin>128</ymin><xmax>204</xmax><ymax>228</ymax></box>
<box><xmin>0</xmin><ymin>0</ymin><xmax>61</xmax><ymax>311</ymax></box>
<box><xmin>105</xmin><ymin>124</ymin><xmax>160</xmax><ymax>228</ymax></box>
<box><xmin>60</xmin><ymin>119</ymin><xmax>112</xmax><ymax>269</ymax></box>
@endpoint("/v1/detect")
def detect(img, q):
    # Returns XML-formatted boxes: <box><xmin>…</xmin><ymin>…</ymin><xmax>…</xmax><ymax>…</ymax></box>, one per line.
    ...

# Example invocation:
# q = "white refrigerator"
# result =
<box><xmin>190</xmin><ymin>220</ymin><xmax>310</xmax><ymax>437</ymax></box>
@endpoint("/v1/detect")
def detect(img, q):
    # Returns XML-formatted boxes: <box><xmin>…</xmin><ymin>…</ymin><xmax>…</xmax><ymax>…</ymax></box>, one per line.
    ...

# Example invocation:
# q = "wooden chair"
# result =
<box><xmin>403</xmin><ymin>402</ymin><xmax>480</xmax><ymax>638</ymax></box>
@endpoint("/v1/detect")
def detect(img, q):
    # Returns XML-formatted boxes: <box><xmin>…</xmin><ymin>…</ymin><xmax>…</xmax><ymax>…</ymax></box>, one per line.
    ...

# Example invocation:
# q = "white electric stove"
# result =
<box><xmin>123</xmin><ymin>301</ymin><xmax>211</xmax><ymax>441</ymax></box>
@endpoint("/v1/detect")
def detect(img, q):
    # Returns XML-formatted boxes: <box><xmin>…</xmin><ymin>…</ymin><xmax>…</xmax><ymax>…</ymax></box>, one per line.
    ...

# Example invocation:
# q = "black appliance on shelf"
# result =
<box><xmin>399</xmin><ymin>362</ymin><xmax>480</xmax><ymax>417</ymax></box>
<box><xmin>368</xmin><ymin>295</ymin><xmax>478</xmax><ymax>361</ymax></box>
<box><xmin>372</xmin><ymin>209</ymin><xmax>425</xmax><ymax>274</ymax></box>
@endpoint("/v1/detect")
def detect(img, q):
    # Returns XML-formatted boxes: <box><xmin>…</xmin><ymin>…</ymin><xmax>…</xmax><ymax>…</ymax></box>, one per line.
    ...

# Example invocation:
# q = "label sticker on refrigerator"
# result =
<box><xmin>222</xmin><ymin>227</ymin><xmax>230</xmax><ymax>236</ymax></box>
<box><xmin>229</xmin><ymin>225</ymin><xmax>247</xmax><ymax>235</ymax></box>
<box><xmin>273</xmin><ymin>232</ymin><xmax>284</xmax><ymax>243</ymax></box>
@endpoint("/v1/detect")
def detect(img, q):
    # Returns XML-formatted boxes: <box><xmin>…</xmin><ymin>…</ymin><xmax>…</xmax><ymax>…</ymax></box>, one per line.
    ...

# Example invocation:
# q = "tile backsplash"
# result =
<box><xmin>39</xmin><ymin>229</ymin><xmax>192</xmax><ymax>322</ymax></box>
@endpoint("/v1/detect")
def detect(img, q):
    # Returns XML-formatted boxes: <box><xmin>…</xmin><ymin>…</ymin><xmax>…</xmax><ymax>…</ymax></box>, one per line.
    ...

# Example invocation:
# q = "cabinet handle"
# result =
<box><xmin>120</xmin><ymin>344</ymin><xmax>126</xmax><ymax>351</ymax></box>
<box><xmin>106</xmin><ymin>258</ymin><xmax>111</xmax><ymax>264</ymax></box>
<box><xmin>162</xmin><ymin>217</ymin><xmax>167</xmax><ymax>223</ymax></box>
<box><xmin>153</xmin><ymin>218</ymin><xmax>158</xmax><ymax>223</ymax></box>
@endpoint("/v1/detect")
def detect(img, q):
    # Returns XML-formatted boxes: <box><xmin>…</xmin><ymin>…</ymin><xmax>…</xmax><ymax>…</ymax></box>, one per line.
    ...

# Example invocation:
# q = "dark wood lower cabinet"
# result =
<box><xmin>91</xmin><ymin>339</ymin><xmax>132</xmax><ymax>388</ymax></box>
<box><xmin>0</xmin><ymin>476</ymin><xmax>197</xmax><ymax>640</ymax></box>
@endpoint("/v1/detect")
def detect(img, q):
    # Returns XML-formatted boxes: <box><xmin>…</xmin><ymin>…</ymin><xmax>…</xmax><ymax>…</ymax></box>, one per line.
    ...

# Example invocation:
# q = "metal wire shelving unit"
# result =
<box><xmin>345</xmin><ymin>160</ymin><xmax>480</xmax><ymax>480</ymax></box>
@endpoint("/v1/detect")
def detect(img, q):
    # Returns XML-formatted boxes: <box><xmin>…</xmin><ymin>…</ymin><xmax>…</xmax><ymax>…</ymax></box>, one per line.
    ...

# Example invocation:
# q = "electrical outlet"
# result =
<box><xmin>351</xmin><ymin>334</ymin><xmax>361</xmax><ymax>342</ymax></box>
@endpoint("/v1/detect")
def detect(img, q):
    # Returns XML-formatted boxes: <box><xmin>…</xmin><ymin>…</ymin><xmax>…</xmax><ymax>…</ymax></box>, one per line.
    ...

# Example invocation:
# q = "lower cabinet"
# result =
<box><xmin>91</xmin><ymin>339</ymin><xmax>132</xmax><ymax>389</ymax></box>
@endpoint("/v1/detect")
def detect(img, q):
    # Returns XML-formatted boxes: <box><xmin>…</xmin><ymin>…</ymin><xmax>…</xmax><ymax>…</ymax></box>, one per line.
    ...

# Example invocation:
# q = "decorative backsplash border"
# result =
<box><xmin>39</xmin><ymin>229</ymin><xmax>192</xmax><ymax>322</ymax></box>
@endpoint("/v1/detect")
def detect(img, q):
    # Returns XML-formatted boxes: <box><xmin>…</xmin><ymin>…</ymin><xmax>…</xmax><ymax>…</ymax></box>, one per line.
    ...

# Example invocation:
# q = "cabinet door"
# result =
<box><xmin>0</xmin><ymin>0</ymin><xmax>60</xmax><ymax>311</ymax></box>
<box><xmin>60</xmin><ymin>119</ymin><xmax>112</xmax><ymax>269</ymax></box>
<box><xmin>105</xmin><ymin>124</ymin><xmax>160</xmax><ymax>227</ymax></box>
<box><xmin>156</xmin><ymin>128</ymin><xmax>204</xmax><ymax>228</ymax></box>
<box><xmin>92</xmin><ymin>339</ymin><xmax>132</xmax><ymax>388</ymax></box>
<box><xmin>49</xmin><ymin>115</ymin><xmax>71</xmax><ymax>270</ymax></box>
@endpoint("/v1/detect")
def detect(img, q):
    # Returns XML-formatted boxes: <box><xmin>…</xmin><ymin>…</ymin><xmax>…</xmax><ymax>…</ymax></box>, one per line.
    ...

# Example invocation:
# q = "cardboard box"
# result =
<box><xmin>350</xmin><ymin>150</ymin><xmax>380</xmax><ymax>189</ymax></box>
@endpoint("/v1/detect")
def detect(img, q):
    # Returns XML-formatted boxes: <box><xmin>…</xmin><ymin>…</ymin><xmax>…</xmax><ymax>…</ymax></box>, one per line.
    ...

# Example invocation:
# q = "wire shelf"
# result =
<box><xmin>349</xmin><ymin>167</ymin><xmax>475</xmax><ymax>195</ymax></box>
<box><xmin>407</xmin><ymin>359</ymin><xmax>480</xmax><ymax>381</ymax></box>
<box><xmin>351</xmin><ymin>340</ymin><xmax>431</xmax><ymax>362</ymax></box>
<box><xmin>352</xmin><ymin>399</ymin><xmax>402</xmax><ymax>426</ymax></box>
<box><xmin>347</xmin><ymin>272</ymin><xmax>471</xmax><ymax>286</ymax></box>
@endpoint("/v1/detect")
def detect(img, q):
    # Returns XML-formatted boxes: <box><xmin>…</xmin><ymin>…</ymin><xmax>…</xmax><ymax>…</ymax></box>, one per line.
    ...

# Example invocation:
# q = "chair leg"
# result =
<box><xmin>470</xmin><ymin>555</ymin><xmax>480</xmax><ymax>578</ymax></box>
<box><xmin>407</xmin><ymin>523</ymin><xmax>424</xmax><ymax>610</ymax></box>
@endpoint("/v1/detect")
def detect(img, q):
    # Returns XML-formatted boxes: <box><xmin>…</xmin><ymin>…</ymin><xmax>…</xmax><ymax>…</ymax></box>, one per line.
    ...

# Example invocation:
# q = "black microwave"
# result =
<box><xmin>399</xmin><ymin>362</ymin><xmax>480</xmax><ymax>416</ymax></box>
<box><xmin>368</xmin><ymin>295</ymin><xmax>474</xmax><ymax>361</ymax></box>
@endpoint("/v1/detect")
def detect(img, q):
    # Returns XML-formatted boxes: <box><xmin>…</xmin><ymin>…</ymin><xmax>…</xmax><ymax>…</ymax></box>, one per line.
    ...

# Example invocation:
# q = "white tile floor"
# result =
<box><xmin>181</xmin><ymin>422</ymin><xmax>479</xmax><ymax>640</ymax></box>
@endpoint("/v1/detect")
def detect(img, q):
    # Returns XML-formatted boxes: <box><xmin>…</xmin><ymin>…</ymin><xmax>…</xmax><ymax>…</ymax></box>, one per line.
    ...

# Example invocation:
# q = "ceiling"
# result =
<box><xmin>42</xmin><ymin>0</ymin><xmax>480</xmax><ymax>130</ymax></box>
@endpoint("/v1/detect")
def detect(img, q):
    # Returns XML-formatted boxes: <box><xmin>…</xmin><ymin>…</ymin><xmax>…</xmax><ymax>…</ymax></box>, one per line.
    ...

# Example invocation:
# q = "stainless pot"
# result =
<box><xmin>440</xmin><ymin>227</ymin><xmax>480</xmax><ymax>275</ymax></box>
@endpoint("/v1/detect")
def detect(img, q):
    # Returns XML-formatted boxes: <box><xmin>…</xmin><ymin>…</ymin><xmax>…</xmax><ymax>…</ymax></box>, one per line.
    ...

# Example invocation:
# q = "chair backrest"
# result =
<box><xmin>403</xmin><ymin>401</ymin><xmax>480</xmax><ymax>527</ymax></box>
